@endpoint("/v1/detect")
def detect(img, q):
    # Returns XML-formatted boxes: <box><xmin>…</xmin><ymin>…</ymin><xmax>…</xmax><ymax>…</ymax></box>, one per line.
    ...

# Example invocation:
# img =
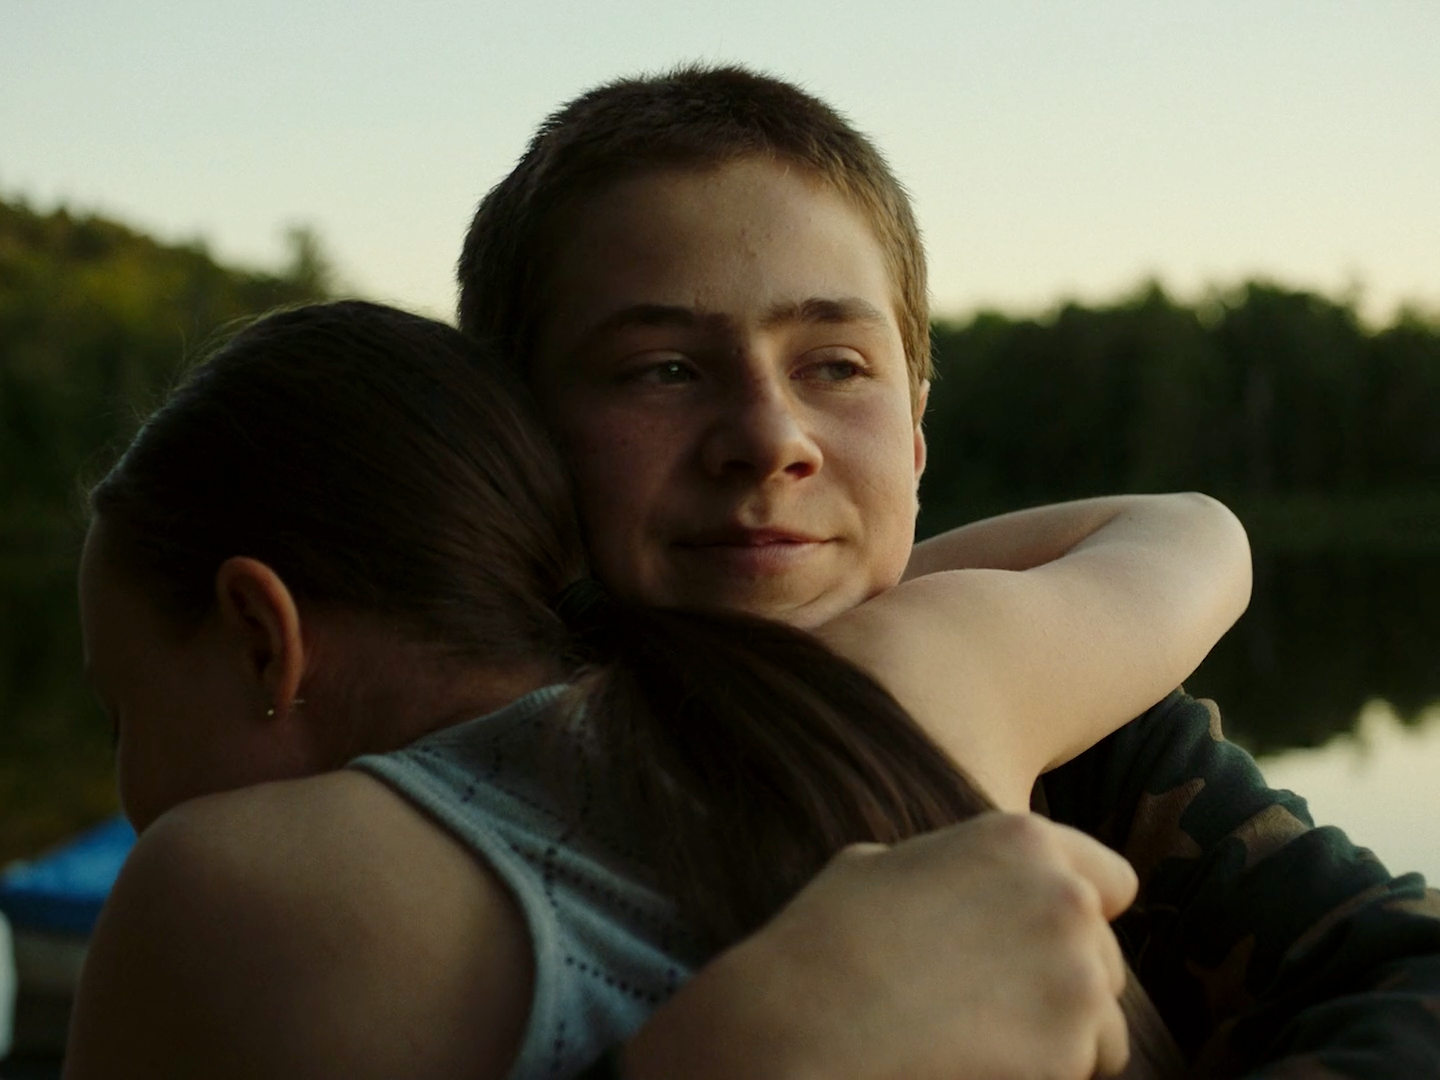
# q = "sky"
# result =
<box><xmin>3</xmin><ymin>0</ymin><xmax>1437</xmax><ymax>325</ymax></box>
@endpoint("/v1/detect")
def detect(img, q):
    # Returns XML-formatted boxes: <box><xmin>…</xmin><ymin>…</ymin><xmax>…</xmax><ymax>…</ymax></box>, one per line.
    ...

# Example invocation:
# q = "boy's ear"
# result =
<box><xmin>913</xmin><ymin>379</ymin><xmax>931</xmax><ymax>487</ymax></box>
<box><xmin>212</xmin><ymin>557</ymin><xmax>306</xmax><ymax>720</ymax></box>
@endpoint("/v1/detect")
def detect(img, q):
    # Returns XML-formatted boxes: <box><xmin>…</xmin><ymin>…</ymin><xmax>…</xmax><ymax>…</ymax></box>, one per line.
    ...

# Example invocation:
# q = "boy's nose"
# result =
<box><xmin>699</xmin><ymin>373</ymin><xmax>822</xmax><ymax>483</ymax></box>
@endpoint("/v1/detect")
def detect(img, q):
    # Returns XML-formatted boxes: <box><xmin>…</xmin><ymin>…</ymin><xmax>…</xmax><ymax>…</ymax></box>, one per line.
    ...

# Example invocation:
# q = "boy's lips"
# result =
<box><xmin>673</xmin><ymin>526</ymin><xmax>833</xmax><ymax>575</ymax></box>
<box><xmin>680</xmin><ymin>525</ymin><xmax>827</xmax><ymax>546</ymax></box>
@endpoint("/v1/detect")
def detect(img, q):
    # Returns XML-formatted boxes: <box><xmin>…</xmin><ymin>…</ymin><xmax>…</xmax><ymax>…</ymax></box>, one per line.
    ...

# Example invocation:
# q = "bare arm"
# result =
<box><xmin>63</xmin><ymin>772</ymin><xmax>532</xmax><ymax>1080</ymax></box>
<box><xmin>818</xmin><ymin>493</ymin><xmax>1251</xmax><ymax>809</ymax></box>
<box><xmin>904</xmin><ymin>492</ymin><xmax>1242</xmax><ymax>579</ymax></box>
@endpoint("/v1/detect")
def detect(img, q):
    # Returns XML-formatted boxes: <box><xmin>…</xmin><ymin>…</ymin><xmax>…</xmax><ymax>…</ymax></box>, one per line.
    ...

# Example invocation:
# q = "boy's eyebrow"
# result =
<box><xmin>576</xmin><ymin>296</ymin><xmax>891</xmax><ymax>350</ymax></box>
<box><xmin>584</xmin><ymin>304</ymin><xmax>709</xmax><ymax>340</ymax></box>
<box><xmin>759</xmin><ymin>297</ymin><xmax>892</xmax><ymax>331</ymax></box>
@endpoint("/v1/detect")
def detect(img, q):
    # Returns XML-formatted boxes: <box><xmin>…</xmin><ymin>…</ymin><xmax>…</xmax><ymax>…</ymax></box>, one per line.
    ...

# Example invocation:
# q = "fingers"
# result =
<box><xmin>910</xmin><ymin>815</ymin><xmax>1139</xmax><ymax>1078</ymax></box>
<box><xmin>896</xmin><ymin>812</ymin><xmax>1138</xmax><ymax>921</ymax></box>
<box><xmin>745</xmin><ymin>816</ymin><xmax>1145</xmax><ymax>1080</ymax></box>
<box><xmin>833</xmin><ymin>841</ymin><xmax>888</xmax><ymax>860</ymax></box>
<box><xmin>1042</xmin><ymin>820</ymin><xmax>1135</xmax><ymax>1079</ymax></box>
<box><xmin>1047</xmin><ymin>819</ymin><xmax>1139</xmax><ymax>921</ymax></box>
<box><xmin>1099</xmin><ymin>903</ymin><xmax>1127</xmax><ymax>997</ymax></box>
<box><xmin>1093</xmin><ymin>996</ymin><xmax>1132</xmax><ymax>1079</ymax></box>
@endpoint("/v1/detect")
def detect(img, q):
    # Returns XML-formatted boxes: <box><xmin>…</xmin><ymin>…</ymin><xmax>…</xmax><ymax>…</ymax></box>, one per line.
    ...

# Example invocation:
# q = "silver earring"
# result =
<box><xmin>265</xmin><ymin>697</ymin><xmax>305</xmax><ymax>718</ymax></box>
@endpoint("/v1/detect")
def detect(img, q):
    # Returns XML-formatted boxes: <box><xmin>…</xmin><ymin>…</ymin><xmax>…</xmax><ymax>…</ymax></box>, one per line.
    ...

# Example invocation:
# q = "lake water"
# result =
<box><xmin>1178</xmin><ymin>550</ymin><xmax>1440</xmax><ymax>888</ymax></box>
<box><xmin>1256</xmin><ymin>700</ymin><xmax>1440</xmax><ymax>885</ymax></box>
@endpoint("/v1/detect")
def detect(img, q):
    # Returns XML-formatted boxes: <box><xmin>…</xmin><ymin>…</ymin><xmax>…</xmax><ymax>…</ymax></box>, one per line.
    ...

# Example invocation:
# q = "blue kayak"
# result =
<box><xmin>0</xmin><ymin>818</ymin><xmax>135</xmax><ymax>937</ymax></box>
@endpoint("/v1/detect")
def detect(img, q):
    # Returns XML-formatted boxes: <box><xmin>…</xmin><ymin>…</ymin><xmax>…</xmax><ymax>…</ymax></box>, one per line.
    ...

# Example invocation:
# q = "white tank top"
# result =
<box><xmin>350</xmin><ymin>684</ymin><xmax>707</xmax><ymax>1079</ymax></box>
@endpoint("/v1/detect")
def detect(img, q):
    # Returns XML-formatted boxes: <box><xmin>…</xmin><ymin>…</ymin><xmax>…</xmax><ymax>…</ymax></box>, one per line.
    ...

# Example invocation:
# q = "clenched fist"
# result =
<box><xmin>627</xmin><ymin>812</ymin><xmax>1139</xmax><ymax>1080</ymax></box>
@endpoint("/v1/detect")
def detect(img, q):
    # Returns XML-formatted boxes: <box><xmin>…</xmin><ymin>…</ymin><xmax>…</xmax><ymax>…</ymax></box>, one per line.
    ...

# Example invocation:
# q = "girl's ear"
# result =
<box><xmin>212</xmin><ymin>557</ymin><xmax>306</xmax><ymax>720</ymax></box>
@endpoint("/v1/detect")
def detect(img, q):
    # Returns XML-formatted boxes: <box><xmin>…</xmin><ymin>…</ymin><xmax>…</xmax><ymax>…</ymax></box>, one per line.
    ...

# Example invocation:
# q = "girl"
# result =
<box><xmin>68</xmin><ymin>301</ymin><xmax>1246</xmax><ymax>1079</ymax></box>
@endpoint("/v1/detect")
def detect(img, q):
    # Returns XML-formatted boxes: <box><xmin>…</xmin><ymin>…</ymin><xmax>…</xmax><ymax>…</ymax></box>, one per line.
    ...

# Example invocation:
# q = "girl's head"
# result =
<box><xmin>82</xmin><ymin>301</ymin><xmax>585</xmax><ymax>829</ymax></box>
<box><xmin>81</xmin><ymin>298</ymin><xmax>987</xmax><ymax>945</ymax></box>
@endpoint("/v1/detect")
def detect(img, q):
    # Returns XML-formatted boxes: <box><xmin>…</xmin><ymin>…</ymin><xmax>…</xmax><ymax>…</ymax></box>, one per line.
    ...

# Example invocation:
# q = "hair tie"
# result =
<box><xmin>554</xmin><ymin>577</ymin><xmax>613</xmax><ymax>635</ymax></box>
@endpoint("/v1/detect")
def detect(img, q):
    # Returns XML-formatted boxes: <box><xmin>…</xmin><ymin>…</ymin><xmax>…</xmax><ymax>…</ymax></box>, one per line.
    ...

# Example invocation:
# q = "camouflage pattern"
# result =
<box><xmin>1042</xmin><ymin>690</ymin><xmax>1440</xmax><ymax>1077</ymax></box>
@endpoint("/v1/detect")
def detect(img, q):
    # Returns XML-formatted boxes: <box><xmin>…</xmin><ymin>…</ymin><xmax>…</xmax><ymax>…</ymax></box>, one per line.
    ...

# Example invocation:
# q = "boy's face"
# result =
<box><xmin>532</xmin><ymin>158</ymin><xmax>926</xmax><ymax>628</ymax></box>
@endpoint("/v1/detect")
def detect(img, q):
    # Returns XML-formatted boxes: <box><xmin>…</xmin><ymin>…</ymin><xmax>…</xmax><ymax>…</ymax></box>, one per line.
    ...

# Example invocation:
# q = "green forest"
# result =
<box><xmin>922</xmin><ymin>285</ymin><xmax>1440</xmax><ymax>543</ymax></box>
<box><xmin>3</xmin><ymin>195</ymin><xmax>1440</xmax><ymax>863</ymax></box>
<box><xmin>1</xmin><ymin>199</ymin><xmax>329</xmax><ymax>862</ymax></box>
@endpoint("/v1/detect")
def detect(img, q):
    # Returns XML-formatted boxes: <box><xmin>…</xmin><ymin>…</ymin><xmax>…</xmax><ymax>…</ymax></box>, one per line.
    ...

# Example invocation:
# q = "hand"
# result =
<box><xmin>625</xmin><ymin>812</ymin><xmax>1138</xmax><ymax>1080</ymax></box>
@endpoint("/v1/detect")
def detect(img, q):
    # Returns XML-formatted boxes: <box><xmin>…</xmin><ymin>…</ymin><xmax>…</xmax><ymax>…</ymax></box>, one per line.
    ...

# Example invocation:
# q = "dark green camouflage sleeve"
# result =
<box><xmin>1041</xmin><ymin>689</ymin><xmax>1440</xmax><ymax>1077</ymax></box>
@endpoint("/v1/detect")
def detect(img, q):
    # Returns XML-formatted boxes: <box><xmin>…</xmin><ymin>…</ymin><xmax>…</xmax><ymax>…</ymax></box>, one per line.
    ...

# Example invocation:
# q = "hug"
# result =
<box><xmin>68</xmin><ymin>66</ymin><xmax>1440</xmax><ymax>1079</ymax></box>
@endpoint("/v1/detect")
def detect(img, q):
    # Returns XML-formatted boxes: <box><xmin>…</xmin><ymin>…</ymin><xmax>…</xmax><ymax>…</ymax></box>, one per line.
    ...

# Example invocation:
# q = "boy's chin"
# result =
<box><xmin>663</xmin><ymin>575</ymin><xmax>884</xmax><ymax>630</ymax></box>
<box><xmin>598</xmin><ymin>540</ymin><xmax>911</xmax><ymax>628</ymax></box>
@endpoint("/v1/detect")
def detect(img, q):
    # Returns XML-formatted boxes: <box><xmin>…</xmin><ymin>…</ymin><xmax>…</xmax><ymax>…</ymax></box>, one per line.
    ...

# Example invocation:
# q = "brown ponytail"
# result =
<box><xmin>563</xmin><ymin>599</ymin><xmax>1184</xmax><ymax>1075</ymax></box>
<box><xmin>558</xmin><ymin>592</ymin><xmax>993</xmax><ymax>946</ymax></box>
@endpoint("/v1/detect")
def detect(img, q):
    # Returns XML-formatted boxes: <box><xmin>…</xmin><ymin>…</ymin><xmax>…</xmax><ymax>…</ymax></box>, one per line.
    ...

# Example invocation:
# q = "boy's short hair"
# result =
<box><xmin>457</xmin><ymin>64</ymin><xmax>931</xmax><ymax>407</ymax></box>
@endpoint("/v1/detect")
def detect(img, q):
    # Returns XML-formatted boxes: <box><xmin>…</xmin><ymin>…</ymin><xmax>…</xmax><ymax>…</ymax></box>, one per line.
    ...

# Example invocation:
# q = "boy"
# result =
<box><xmin>457</xmin><ymin>65</ymin><xmax>1440</xmax><ymax>1076</ymax></box>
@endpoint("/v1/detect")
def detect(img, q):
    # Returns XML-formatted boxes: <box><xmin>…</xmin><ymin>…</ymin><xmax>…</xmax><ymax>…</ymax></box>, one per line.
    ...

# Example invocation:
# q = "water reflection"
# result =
<box><xmin>1256</xmin><ymin>702</ymin><xmax>1440</xmax><ymax>884</ymax></box>
<box><xmin>1185</xmin><ymin>552</ymin><xmax>1440</xmax><ymax>752</ymax></box>
<box><xmin>1183</xmin><ymin>551</ymin><xmax>1440</xmax><ymax>885</ymax></box>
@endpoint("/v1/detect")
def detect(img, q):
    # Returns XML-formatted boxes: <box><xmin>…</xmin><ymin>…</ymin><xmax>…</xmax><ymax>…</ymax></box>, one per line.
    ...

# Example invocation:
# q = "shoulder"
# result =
<box><xmin>63</xmin><ymin>772</ymin><xmax>532</xmax><ymax>1080</ymax></box>
<box><xmin>815</xmin><ymin>570</ymin><xmax>1047</xmax><ymax>809</ymax></box>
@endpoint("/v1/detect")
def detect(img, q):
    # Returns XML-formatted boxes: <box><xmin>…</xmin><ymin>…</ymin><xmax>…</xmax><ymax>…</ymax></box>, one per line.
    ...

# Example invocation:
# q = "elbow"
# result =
<box><xmin>1179</xmin><ymin>490</ymin><xmax>1253</xmax><ymax>623</ymax></box>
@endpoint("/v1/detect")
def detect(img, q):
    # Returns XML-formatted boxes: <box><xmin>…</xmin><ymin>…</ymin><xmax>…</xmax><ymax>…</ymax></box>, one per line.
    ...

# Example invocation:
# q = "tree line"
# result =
<box><xmin>8</xmin><ymin>197</ymin><xmax>1440</xmax><ymax>564</ymax></box>
<box><xmin>0</xmin><ymin>198</ymin><xmax>328</xmax><ymax>860</ymax></box>
<box><xmin>921</xmin><ymin>284</ymin><xmax>1440</xmax><ymax>541</ymax></box>
<box><xmin>3</xmin><ymin>195</ymin><xmax>1439</xmax><ymax>856</ymax></box>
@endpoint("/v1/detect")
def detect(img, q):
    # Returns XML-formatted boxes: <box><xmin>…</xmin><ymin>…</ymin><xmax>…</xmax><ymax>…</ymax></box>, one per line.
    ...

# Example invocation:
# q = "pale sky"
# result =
<box><xmin>3</xmin><ymin>0</ymin><xmax>1437</xmax><ymax>325</ymax></box>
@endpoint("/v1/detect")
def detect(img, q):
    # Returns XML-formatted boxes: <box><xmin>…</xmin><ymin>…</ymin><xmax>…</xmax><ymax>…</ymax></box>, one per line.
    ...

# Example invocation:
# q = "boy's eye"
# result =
<box><xmin>800</xmin><ymin>354</ymin><xmax>867</xmax><ymax>382</ymax></box>
<box><xmin>628</xmin><ymin>357</ymin><xmax>698</xmax><ymax>385</ymax></box>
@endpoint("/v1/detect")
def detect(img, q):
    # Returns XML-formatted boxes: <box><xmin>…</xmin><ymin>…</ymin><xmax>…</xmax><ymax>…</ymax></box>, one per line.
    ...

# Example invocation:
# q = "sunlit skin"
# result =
<box><xmin>533</xmin><ymin>158</ymin><xmax>927</xmax><ymax>629</ymax></box>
